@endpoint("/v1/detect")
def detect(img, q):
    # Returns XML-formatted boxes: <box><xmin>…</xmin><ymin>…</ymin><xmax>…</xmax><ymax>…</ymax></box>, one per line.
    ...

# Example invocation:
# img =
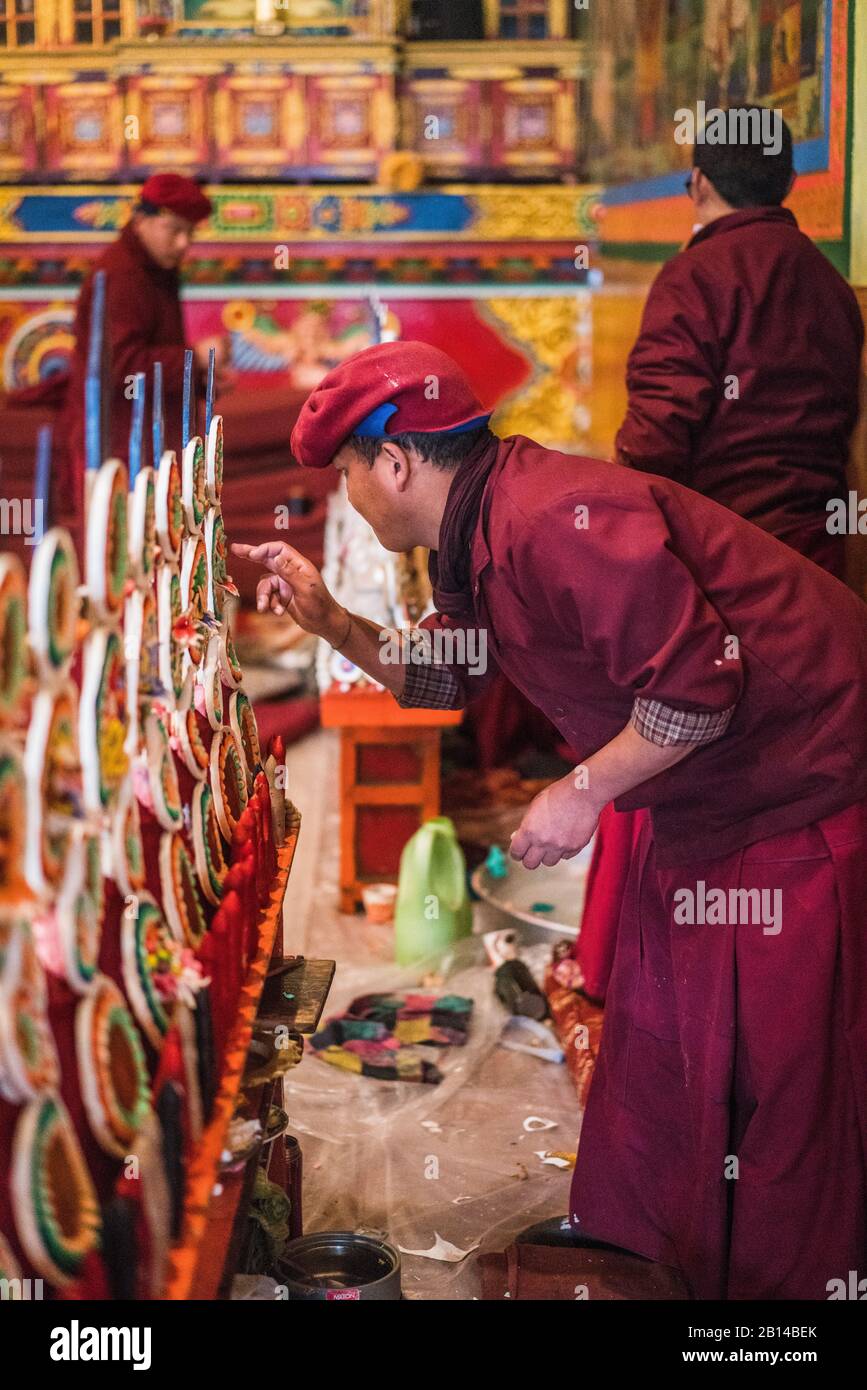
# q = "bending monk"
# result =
<box><xmin>235</xmin><ymin>341</ymin><xmax>867</xmax><ymax>1300</ymax></box>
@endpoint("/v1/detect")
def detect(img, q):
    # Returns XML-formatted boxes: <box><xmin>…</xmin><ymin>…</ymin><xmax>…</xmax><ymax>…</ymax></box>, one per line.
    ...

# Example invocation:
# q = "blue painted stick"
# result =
<box><xmin>85</xmin><ymin>269</ymin><xmax>107</xmax><ymax>473</ymax></box>
<box><xmin>205</xmin><ymin>346</ymin><xmax>215</xmax><ymax>437</ymax></box>
<box><xmin>128</xmin><ymin>372</ymin><xmax>146</xmax><ymax>486</ymax></box>
<box><xmin>152</xmin><ymin>361</ymin><xmax>164</xmax><ymax>468</ymax></box>
<box><xmin>182</xmin><ymin>348</ymin><xmax>193</xmax><ymax>450</ymax></box>
<box><xmin>34</xmin><ymin>424</ymin><xmax>52</xmax><ymax>543</ymax></box>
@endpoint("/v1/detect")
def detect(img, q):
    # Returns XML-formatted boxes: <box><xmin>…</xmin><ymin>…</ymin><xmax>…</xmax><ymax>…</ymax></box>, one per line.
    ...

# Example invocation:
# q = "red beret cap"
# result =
<box><xmin>290</xmin><ymin>341</ymin><xmax>489</xmax><ymax>469</ymax></box>
<box><xmin>139</xmin><ymin>173</ymin><xmax>212</xmax><ymax>224</ymax></box>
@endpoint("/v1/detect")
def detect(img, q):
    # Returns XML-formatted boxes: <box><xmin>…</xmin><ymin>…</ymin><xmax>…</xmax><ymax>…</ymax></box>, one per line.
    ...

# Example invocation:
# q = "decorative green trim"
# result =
<box><xmin>105</xmin><ymin>1004</ymin><xmax>150</xmax><ymax>1135</ymax></box>
<box><xmin>108</xmin><ymin>480</ymin><xmax>129</xmax><ymax>608</ymax></box>
<box><xmin>135</xmin><ymin>900</ymin><xmax>171</xmax><ymax>1040</ymax></box>
<box><xmin>0</xmin><ymin>592</ymin><xmax>26</xmax><ymax>714</ymax></box>
<box><xmin>599</xmin><ymin>240</ymin><xmax>682</xmax><ymax>263</ymax></box>
<box><xmin>47</xmin><ymin>544</ymin><xmax>73</xmax><ymax>670</ymax></box>
<box><xmin>600</xmin><ymin>237</ymin><xmax>849</xmax><ymax>275</ymax></box>
<box><xmin>177</xmin><ymin>839</ymin><xmax>208</xmax><ymax>947</ymax></box>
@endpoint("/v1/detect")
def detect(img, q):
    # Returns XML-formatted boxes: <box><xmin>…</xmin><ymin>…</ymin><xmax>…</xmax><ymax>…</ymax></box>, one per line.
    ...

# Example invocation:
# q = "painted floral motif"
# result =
<box><xmin>96</xmin><ymin>630</ymin><xmax>129</xmax><ymax>805</ymax></box>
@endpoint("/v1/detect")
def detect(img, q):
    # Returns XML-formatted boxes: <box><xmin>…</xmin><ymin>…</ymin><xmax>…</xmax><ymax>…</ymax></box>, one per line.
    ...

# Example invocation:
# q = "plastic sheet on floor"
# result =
<box><xmin>278</xmin><ymin>731</ymin><xmax>584</xmax><ymax>1298</ymax></box>
<box><xmin>283</xmin><ymin>936</ymin><xmax>583</xmax><ymax>1300</ymax></box>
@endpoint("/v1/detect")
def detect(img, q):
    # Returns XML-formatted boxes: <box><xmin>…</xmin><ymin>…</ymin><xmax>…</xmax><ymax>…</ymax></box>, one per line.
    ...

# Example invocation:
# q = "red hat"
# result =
<box><xmin>290</xmin><ymin>341</ymin><xmax>490</xmax><ymax>469</ymax></box>
<box><xmin>139</xmin><ymin>173</ymin><xmax>212</xmax><ymax>225</ymax></box>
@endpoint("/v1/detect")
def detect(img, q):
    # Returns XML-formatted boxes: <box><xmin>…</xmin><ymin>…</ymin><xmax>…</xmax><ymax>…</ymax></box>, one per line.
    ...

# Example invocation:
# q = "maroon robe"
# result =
<box><xmin>615</xmin><ymin>206</ymin><xmax>864</xmax><ymax>578</ymax></box>
<box><xmin>419</xmin><ymin>434</ymin><xmax>867</xmax><ymax>1298</ymax></box>
<box><xmin>60</xmin><ymin>222</ymin><xmax>193</xmax><ymax>504</ymax></box>
<box><xmin>580</xmin><ymin>206</ymin><xmax>865</xmax><ymax>1004</ymax></box>
<box><xmin>572</xmin><ymin>799</ymin><xmax>867</xmax><ymax>1299</ymax></box>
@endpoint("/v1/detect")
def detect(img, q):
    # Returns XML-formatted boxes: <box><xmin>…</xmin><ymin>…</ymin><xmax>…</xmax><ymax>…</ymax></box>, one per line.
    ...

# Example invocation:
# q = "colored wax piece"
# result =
<box><xmin>484</xmin><ymin>844</ymin><xmax>509</xmax><ymax>880</ymax></box>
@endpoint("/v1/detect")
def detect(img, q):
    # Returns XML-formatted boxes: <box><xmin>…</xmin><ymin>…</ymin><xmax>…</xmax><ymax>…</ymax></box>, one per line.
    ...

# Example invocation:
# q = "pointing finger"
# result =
<box><xmin>232</xmin><ymin>541</ymin><xmax>309</xmax><ymax>577</ymax></box>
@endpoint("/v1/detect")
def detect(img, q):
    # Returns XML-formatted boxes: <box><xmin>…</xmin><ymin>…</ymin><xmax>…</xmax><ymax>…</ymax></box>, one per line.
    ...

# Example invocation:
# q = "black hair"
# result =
<box><xmin>693</xmin><ymin>106</ymin><xmax>794</xmax><ymax>207</ymax></box>
<box><xmin>135</xmin><ymin>198</ymin><xmax>160</xmax><ymax>217</ymax></box>
<box><xmin>347</xmin><ymin>425</ymin><xmax>494</xmax><ymax>471</ymax></box>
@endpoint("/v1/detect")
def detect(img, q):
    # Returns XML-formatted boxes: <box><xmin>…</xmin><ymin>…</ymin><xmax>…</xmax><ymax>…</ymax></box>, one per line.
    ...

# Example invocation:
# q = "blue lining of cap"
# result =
<box><xmin>442</xmin><ymin>413</ymin><xmax>492</xmax><ymax>435</ymax></box>
<box><xmin>353</xmin><ymin>402</ymin><xmax>399</xmax><ymax>437</ymax></box>
<box><xmin>353</xmin><ymin>404</ymin><xmax>491</xmax><ymax>439</ymax></box>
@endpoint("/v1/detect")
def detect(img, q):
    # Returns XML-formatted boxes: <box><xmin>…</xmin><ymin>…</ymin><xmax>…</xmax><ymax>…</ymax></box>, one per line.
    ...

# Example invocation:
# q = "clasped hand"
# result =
<box><xmin>509</xmin><ymin>774</ymin><xmax>601</xmax><ymax>871</ymax></box>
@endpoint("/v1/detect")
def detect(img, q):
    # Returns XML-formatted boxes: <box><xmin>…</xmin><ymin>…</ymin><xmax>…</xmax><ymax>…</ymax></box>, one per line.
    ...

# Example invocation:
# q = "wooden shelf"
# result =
<box><xmin>162</xmin><ymin>806</ymin><xmax>302</xmax><ymax>1302</ymax></box>
<box><xmin>260</xmin><ymin>957</ymin><xmax>336</xmax><ymax>1036</ymax></box>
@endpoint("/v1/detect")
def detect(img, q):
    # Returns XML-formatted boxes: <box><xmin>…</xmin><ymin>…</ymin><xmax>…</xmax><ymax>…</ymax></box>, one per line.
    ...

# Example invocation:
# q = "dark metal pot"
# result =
<box><xmin>274</xmin><ymin>1232</ymin><xmax>402</xmax><ymax>1301</ymax></box>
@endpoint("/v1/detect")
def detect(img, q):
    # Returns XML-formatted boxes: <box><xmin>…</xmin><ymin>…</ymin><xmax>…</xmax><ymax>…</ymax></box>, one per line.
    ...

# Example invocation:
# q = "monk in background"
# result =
<box><xmin>576</xmin><ymin>108</ymin><xmax>865</xmax><ymax>1004</ymax></box>
<box><xmin>60</xmin><ymin>172</ymin><xmax>235</xmax><ymax>500</ymax></box>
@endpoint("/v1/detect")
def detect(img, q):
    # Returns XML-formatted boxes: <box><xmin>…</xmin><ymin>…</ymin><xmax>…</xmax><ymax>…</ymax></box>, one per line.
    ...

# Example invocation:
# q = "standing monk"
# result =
<box><xmin>577</xmin><ymin>109</ymin><xmax>865</xmax><ymax>1001</ymax></box>
<box><xmin>61</xmin><ymin>173</ymin><xmax>221</xmax><ymax>500</ymax></box>
<box><xmin>617</xmin><ymin>108</ymin><xmax>864</xmax><ymax>575</ymax></box>
<box><xmin>235</xmin><ymin>342</ymin><xmax>867</xmax><ymax>1299</ymax></box>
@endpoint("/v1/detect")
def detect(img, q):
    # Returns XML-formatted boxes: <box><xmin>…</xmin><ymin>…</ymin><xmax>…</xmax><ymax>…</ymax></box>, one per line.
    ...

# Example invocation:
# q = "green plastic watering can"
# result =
<box><xmin>393</xmin><ymin>816</ymin><xmax>472</xmax><ymax>965</ymax></box>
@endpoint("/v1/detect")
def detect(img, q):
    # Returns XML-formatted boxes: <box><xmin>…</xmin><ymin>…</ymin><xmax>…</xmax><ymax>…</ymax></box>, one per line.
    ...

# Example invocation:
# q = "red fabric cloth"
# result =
<box><xmin>428</xmin><ymin>435</ymin><xmax>867</xmax><ymax>867</ymax></box>
<box><xmin>570</xmin><ymin>798</ymin><xmax>867</xmax><ymax>1300</ymax></box>
<box><xmin>575</xmin><ymin>804</ymin><xmax>645</xmax><ymax>1001</ymax></box>
<box><xmin>59</xmin><ymin>223</ymin><xmax>193</xmax><ymax>505</ymax></box>
<box><xmin>291</xmin><ymin>340</ymin><xmax>489</xmax><ymax>469</ymax></box>
<box><xmin>251</xmin><ymin>695</ymin><xmax>319</xmax><ymax>754</ymax></box>
<box><xmin>615</xmin><ymin>207</ymin><xmax>864</xmax><ymax>572</ymax></box>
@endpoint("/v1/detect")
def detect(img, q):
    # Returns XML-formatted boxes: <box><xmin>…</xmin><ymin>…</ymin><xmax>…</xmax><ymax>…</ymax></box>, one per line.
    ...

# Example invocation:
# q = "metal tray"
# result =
<box><xmin>470</xmin><ymin>837</ymin><xmax>595</xmax><ymax>939</ymax></box>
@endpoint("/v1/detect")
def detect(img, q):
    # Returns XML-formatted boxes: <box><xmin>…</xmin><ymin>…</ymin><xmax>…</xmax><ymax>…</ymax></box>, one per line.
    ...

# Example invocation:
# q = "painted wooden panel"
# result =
<box><xmin>43</xmin><ymin>82</ymin><xmax>123</xmax><ymax>177</ymax></box>
<box><xmin>304</xmin><ymin>74</ymin><xmax>394</xmax><ymax>175</ymax></box>
<box><xmin>404</xmin><ymin>78</ymin><xmax>488</xmax><ymax>176</ymax></box>
<box><xmin>490</xmin><ymin>76</ymin><xmax>575</xmax><ymax>173</ymax></box>
<box><xmin>212</xmin><ymin>74</ymin><xmax>306</xmax><ymax>173</ymax></box>
<box><xmin>124</xmin><ymin>75</ymin><xmax>210</xmax><ymax>171</ymax></box>
<box><xmin>0</xmin><ymin>84</ymin><xmax>39</xmax><ymax>177</ymax></box>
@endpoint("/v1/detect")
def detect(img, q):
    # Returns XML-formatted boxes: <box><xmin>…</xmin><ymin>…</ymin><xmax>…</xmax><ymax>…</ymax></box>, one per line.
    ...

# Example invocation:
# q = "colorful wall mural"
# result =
<box><xmin>589</xmin><ymin>0</ymin><xmax>829</xmax><ymax>185</ymax></box>
<box><xmin>0</xmin><ymin>291</ymin><xmax>594</xmax><ymax>454</ymax></box>
<box><xmin>590</xmin><ymin>0</ymin><xmax>853</xmax><ymax>269</ymax></box>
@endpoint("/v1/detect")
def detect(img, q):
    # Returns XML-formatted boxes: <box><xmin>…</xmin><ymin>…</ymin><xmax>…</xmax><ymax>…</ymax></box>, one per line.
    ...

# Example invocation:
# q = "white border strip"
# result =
<box><xmin>0</xmin><ymin>281</ymin><xmax>593</xmax><ymax>302</ymax></box>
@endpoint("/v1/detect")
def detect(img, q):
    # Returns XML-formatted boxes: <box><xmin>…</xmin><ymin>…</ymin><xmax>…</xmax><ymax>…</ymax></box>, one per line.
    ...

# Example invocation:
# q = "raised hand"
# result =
<box><xmin>231</xmin><ymin>541</ymin><xmax>349</xmax><ymax>644</ymax></box>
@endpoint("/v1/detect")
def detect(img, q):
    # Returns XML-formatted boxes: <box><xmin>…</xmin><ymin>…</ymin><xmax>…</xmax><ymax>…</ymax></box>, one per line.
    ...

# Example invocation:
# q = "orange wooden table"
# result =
<box><xmin>320</xmin><ymin>686</ymin><xmax>462</xmax><ymax>913</ymax></box>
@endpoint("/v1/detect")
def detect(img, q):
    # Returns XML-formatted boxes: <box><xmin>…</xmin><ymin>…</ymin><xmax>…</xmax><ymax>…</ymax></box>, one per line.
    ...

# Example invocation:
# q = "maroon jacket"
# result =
<box><xmin>416</xmin><ymin>436</ymin><xmax>867</xmax><ymax>867</ymax></box>
<box><xmin>615</xmin><ymin>207</ymin><xmax>864</xmax><ymax>574</ymax></box>
<box><xmin>61</xmin><ymin>223</ymin><xmax>192</xmax><ymax>493</ymax></box>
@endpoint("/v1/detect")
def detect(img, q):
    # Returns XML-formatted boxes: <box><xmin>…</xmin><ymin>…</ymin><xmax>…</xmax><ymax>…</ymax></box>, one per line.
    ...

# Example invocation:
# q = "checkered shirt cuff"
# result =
<box><xmin>397</xmin><ymin>657</ymin><xmax>464</xmax><ymax>711</ymax></box>
<box><xmin>631</xmin><ymin>697</ymin><xmax>734</xmax><ymax>747</ymax></box>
